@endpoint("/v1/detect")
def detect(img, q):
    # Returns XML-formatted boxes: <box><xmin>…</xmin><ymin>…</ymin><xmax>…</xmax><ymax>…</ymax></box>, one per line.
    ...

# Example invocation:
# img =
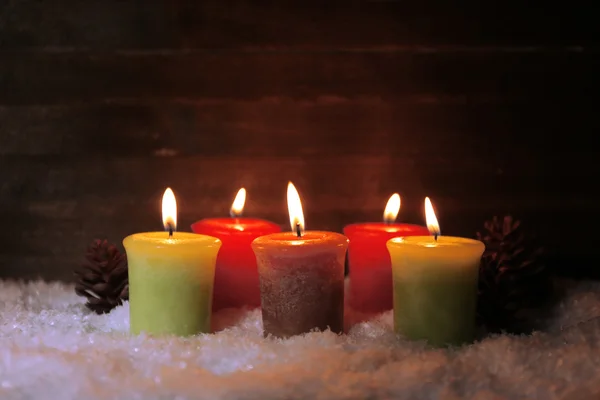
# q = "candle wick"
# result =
<box><xmin>229</xmin><ymin>210</ymin><xmax>241</xmax><ymax>218</ymax></box>
<box><xmin>434</xmin><ymin>233</ymin><xmax>438</xmax><ymax>241</ymax></box>
<box><xmin>295</xmin><ymin>223</ymin><xmax>302</xmax><ymax>238</ymax></box>
<box><xmin>168</xmin><ymin>223</ymin><xmax>174</xmax><ymax>238</ymax></box>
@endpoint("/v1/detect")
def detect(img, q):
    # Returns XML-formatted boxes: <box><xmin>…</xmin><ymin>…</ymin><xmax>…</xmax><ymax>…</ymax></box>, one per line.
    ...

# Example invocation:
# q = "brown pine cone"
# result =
<box><xmin>74</xmin><ymin>239</ymin><xmax>128</xmax><ymax>314</ymax></box>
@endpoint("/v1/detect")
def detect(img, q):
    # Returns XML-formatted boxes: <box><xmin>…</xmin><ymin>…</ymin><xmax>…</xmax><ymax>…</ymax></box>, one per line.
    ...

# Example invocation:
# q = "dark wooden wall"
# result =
<box><xmin>1</xmin><ymin>2</ymin><xmax>598</xmax><ymax>281</ymax></box>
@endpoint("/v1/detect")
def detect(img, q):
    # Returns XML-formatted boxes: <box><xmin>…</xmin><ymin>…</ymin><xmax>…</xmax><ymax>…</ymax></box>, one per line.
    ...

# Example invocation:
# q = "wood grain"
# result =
<box><xmin>0</xmin><ymin>2</ymin><xmax>597</xmax><ymax>281</ymax></box>
<box><xmin>0</xmin><ymin>1</ymin><xmax>596</xmax><ymax>49</ymax></box>
<box><xmin>1</xmin><ymin>100</ymin><xmax>597</xmax><ymax>156</ymax></box>
<box><xmin>1</xmin><ymin>50</ymin><xmax>597</xmax><ymax>105</ymax></box>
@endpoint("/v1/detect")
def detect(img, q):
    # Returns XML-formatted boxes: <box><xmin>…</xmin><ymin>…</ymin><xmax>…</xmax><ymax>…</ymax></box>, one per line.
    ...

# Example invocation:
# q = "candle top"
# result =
<box><xmin>389</xmin><ymin>235</ymin><xmax>483</xmax><ymax>247</ymax></box>
<box><xmin>344</xmin><ymin>222</ymin><xmax>429</xmax><ymax>236</ymax></box>
<box><xmin>124</xmin><ymin>231</ymin><xmax>221</xmax><ymax>248</ymax></box>
<box><xmin>191</xmin><ymin>218</ymin><xmax>281</xmax><ymax>235</ymax></box>
<box><xmin>388</xmin><ymin>235</ymin><xmax>485</xmax><ymax>250</ymax></box>
<box><xmin>252</xmin><ymin>231</ymin><xmax>348</xmax><ymax>254</ymax></box>
<box><xmin>387</xmin><ymin>236</ymin><xmax>485</xmax><ymax>263</ymax></box>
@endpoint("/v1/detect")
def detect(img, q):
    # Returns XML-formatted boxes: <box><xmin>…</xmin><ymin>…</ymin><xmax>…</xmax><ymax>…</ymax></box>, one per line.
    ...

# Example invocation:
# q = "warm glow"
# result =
<box><xmin>424</xmin><ymin>197</ymin><xmax>440</xmax><ymax>238</ymax></box>
<box><xmin>162</xmin><ymin>187</ymin><xmax>177</xmax><ymax>231</ymax></box>
<box><xmin>287</xmin><ymin>182</ymin><xmax>305</xmax><ymax>236</ymax></box>
<box><xmin>230</xmin><ymin>188</ymin><xmax>246</xmax><ymax>217</ymax></box>
<box><xmin>383</xmin><ymin>193</ymin><xmax>401</xmax><ymax>223</ymax></box>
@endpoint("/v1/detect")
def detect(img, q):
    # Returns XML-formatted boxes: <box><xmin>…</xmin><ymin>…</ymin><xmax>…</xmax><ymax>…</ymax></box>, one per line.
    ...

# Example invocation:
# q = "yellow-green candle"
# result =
<box><xmin>386</xmin><ymin>197</ymin><xmax>485</xmax><ymax>347</ymax></box>
<box><xmin>123</xmin><ymin>188</ymin><xmax>221</xmax><ymax>336</ymax></box>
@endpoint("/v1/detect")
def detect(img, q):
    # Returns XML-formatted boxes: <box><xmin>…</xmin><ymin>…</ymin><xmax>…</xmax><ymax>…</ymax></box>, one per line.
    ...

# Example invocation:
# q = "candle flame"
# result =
<box><xmin>287</xmin><ymin>182</ymin><xmax>305</xmax><ymax>236</ymax></box>
<box><xmin>230</xmin><ymin>188</ymin><xmax>246</xmax><ymax>217</ymax></box>
<box><xmin>424</xmin><ymin>197</ymin><xmax>440</xmax><ymax>238</ymax></box>
<box><xmin>383</xmin><ymin>193</ymin><xmax>401</xmax><ymax>223</ymax></box>
<box><xmin>162</xmin><ymin>187</ymin><xmax>177</xmax><ymax>232</ymax></box>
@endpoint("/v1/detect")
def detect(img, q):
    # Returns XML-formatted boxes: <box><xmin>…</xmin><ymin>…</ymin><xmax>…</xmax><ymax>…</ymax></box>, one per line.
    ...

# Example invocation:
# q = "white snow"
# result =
<box><xmin>1</xmin><ymin>279</ymin><xmax>600</xmax><ymax>399</ymax></box>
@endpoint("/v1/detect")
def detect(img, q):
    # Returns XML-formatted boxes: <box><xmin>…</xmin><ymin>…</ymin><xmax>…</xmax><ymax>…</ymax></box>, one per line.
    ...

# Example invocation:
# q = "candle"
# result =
<box><xmin>124</xmin><ymin>188</ymin><xmax>221</xmax><ymax>336</ymax></box>
<box><xmin>344</xmin><ymin>194</ymin><xmax>430</xmax><ymax>313</ymax></box>
<box><xmin>386</xmin><ymin>197</ymin><xmax>485</xmax><ymax>347</ymax></box>
<box><xmin>252</xmin><ymin>182</ymin><xmax>348</xmax><ymax>338</ymax></box>
<box><xmin>191</xmin><ymin>188</ymin><xmax>281</xmax><ymax>311</ymax></box>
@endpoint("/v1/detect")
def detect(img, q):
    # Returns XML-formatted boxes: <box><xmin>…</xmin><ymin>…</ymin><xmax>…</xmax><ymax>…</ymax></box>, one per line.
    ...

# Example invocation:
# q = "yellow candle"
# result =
<box><xmin>386</xmin><ymin>197</ymin><xmax>485</xmax><ymax>347</ymax></box>
<box><xmin>123</xmin><ymin>188</ymin><xmax>221</xmax><ymax>336</ymax></box>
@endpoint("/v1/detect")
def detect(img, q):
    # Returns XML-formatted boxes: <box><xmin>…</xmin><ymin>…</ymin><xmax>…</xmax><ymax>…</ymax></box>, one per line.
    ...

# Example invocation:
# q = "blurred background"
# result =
<box><xmin>0</xmin><ymin>2</ymin><xmax>598</xmax><ymax>281</ymax></box>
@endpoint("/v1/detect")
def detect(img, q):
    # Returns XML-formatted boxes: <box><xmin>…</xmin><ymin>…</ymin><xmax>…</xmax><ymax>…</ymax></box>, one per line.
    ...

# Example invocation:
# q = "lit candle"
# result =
<box><xmin>252</xmin><ymin>182</ymin><xmax>349</xmax><ymax>338</ymax></box>
<box><xmin>191</xmin><ymin>188</ymin><xmax>281</xmax><ymax>311</ymax></box>
<box><xmin>124</xmin><ymin>188</ymin><xmax>221</xmax><ymax>336</ymax></box>
<box><xmin>344</xmin><ymin>194</ymin><xmax>430</xmax><ymax>313</ymax></box>
<box><xmin>386</xmin><ymin>197</ymin><xmax>485</xmax><ymax>347</ymax></box>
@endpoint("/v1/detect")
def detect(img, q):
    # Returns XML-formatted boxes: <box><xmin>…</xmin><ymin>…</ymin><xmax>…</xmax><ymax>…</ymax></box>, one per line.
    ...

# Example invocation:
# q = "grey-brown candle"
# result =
<box><xmin>251</xmin><ymin>182</ymin><xmax>348</xmax><ymax>338</ymax></box>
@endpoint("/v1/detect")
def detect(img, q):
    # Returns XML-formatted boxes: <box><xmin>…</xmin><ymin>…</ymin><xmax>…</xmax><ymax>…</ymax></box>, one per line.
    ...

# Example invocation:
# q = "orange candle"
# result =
<box><xmin>252</xmin><ymin>182</ymin><xmax>348</xmax><ymax>338</ymax></box>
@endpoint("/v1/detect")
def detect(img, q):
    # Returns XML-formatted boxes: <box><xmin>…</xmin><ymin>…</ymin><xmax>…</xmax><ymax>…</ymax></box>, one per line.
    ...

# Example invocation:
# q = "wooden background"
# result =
<box><xmin>0</xmin><ymin>2</ymin><xmax>598</xmax><ymax>281</ymax></box>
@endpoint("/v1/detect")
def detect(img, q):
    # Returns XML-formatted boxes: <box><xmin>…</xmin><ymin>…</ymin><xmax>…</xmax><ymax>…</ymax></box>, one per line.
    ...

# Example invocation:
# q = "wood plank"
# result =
<box><xmin>0</xmin><ymin>50</ymin><xmax>597</xmax><ymax>105</ymax></box>
<box><xmin>2</xmin><ymin>100</ymin><xmax>597</xmax><ymax>156</ymax></box>
<box><xmin>0</xmin><ymin>1</ymin><xmax>595</xmax><ymax>49</ymax></box>
<box><xmin>0</xmin><ymin>155</ymin><xmax>595</xmax><ymax>205</ymax></box>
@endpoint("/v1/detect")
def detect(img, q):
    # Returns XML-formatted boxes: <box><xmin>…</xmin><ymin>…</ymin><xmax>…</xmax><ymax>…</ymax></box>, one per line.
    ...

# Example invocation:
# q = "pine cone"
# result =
<box><xmin>476</xmin><ymin>216</ymin><xmax>550</xmax><ymax>333</ymax></box>
<box><xmin>74</xmin><ymin>239</ymin><xmax>128</xmax><ymax>314</ymax></box>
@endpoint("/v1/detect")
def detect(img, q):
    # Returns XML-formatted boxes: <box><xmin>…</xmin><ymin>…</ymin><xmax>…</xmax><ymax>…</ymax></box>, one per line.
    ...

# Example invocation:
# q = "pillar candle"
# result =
<box><xmin>252</xmin><ymin>182</ymin><xmax>348</xmax><ymax>338</ymax></box>
<box><xmin>191</xmin><ymin>188</ymin><xmax>281</xmax><ymax>311</ymax></box>
<box><xmin>344</xmin><ymin>193</ymin><xmax>429</xmax><ymax>313</ymax></box>
<box><xmin>124</xmin><ymin>188</ymin><xmax>221</xmax><ymax>336</ymax></box>
<box><xmin>386</xmin><ymin>197</ymin><xmax>485</xmax><ymax>347</ymax></box>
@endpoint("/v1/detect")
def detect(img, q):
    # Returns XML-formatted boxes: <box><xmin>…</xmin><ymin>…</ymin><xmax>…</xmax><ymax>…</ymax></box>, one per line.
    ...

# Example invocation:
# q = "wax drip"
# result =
<box><xmin>295</xmin><ymin>223</ymin><xmax>302</xmax><ymax>238</ymax></box>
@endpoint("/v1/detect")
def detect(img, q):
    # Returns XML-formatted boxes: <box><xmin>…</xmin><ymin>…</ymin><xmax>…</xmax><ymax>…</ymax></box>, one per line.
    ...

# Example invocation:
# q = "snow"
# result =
<box><xmin>1</xmin><ymin>279</ymin><xmax>600</xmax><ymax>400</ymax></box>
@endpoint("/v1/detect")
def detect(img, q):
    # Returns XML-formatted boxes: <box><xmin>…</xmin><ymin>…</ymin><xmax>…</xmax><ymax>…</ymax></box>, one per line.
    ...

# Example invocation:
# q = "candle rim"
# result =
<box><xmin>252</xmin><ymin>230</ymin><xmax>348</xmax><ymax>249</ymax></box>
<box><xmin>124</xmin><ymin>231</ymin><xmax>222</xmax><ymax>246</ymax></box>
<box><xmin>191</xmin><ymin>217</ymin><xmax>281</xmax><ymax>235</ymax></box>
<box><xmin>344</xmin><ymin>222</ymin><xmax>429</xmax><ymax>235</ymax></box>
<box><xmin>388</xmin><ymin>235</ymin><xmax>485</xmax><ymax>248</ymax></box>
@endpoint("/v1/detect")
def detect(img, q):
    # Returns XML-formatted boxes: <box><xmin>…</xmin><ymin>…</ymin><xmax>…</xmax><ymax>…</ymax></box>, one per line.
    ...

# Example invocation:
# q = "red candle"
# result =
<box><xmin>344</xmin><ymin>194</ymin><xmax>429</xmax><ymax>314</ymax></box>
<box><xmin>191</xmin><ymin>188</ymin><xmax>281</xmax><ymax>311</ymax></box>
<box><xmin>252</xmin><ymin>182</ymin><xmax>348</xmax><ymax>338</ymax></box>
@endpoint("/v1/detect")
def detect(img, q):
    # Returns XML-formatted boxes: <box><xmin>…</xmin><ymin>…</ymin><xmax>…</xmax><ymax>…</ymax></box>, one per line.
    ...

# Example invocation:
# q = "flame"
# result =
<box><xmin>424</xmin><ymin>197</ymin><xmax>440</xmax><ymax>238</ymax></box>
<box><xmin>162</xmin><ymin>187</ymin><xmax>177</xmax><ymax>232</ymax></box>
<box><xmin>287</xmin><ymin>182</ymin><xmax>305</xmax><ymax>236</ymax></box>
<box><xmin>383</xmin><ymin>193</ymin><xmax>401</xmax><ymax>223</ymax></box>
<box><xmin>230</xmin><ymin>188</ymin><xmax>246</xmax><ymax>217</ymax></box>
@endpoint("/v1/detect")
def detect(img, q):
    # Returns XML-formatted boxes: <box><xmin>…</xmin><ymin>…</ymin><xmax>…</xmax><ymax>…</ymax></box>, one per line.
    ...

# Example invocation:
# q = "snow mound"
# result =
<box><xmin>1</xmin><ymin>279</ymin><xmax>600</xmax><ymax>399</ymax></box>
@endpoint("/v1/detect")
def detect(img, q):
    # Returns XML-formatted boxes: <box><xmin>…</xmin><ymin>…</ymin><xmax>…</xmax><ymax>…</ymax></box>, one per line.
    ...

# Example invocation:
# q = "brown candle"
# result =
<box><xmin>252</xmin><ymin>231</ymin><xmax>348</xmax><ymax>338</ymax></box>
<box><xmin>251</xmin><ymin>182</ymin><xmax>348</xmax><ymax>338</ymax></box>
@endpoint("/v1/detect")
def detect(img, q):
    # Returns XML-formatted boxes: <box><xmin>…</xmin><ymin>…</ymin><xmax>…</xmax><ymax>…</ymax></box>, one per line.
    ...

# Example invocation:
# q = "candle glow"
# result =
<box><xmin>424</xmin><ymin>197</ymin><xmax>440</xmax><ymax>238</ymax></box>
<box><xmin>230</xmin><ymin>188</ymin><xmax>246</xmax><ymax>217</ymax></box>
<box><xmin>387</xmin><ymin>197</ymin><xmax>485</xmax><ymax>346</ymax></box>
<box><xmin>252</xmin><ymin>185</ymin><xmax>348</xmax><ymax>337</ymax></box>
<box><xmin>191</xmin><ymin>186</ymin><xmax>281</xmax><ymax>311</ymax></box>
<box><xmin>124</xmin><ymin>186</ymin><xmax>222</xmax><ymax>336</ymax></box>
<box><xmin>287</xmin><ymin>182</ymin><xmax>305</xmax><ymax>236</ymax></box>
<box><xmin>383</xmin><ymin>193</ymin><xmax>401</xmax><ymax>223</ymax></box>
<box><xmin>162</xmin><ymin>188</ymin><xmax>177</xmax><ymax>233</ymax></box>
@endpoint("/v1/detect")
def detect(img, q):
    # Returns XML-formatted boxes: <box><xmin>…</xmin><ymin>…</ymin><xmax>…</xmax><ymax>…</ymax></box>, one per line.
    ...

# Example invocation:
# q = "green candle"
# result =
<box><xmin>386</xmin><ymin>197</ymin><xmax>485</xmax><ymax>347</ymax></box>
<box><xmin>123</xmin><ymin>188</ymin><xmax>221</xmax><ymax>336</ymax></box>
